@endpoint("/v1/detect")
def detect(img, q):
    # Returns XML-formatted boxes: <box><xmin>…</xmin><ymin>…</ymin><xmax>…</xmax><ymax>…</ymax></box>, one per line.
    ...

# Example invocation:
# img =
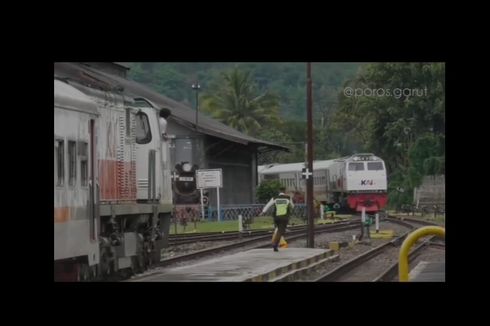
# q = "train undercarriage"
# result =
<box><xmin>54</xmin><ymin>211</ymin><xmax>171</xmax><ymax>282</ymax></box>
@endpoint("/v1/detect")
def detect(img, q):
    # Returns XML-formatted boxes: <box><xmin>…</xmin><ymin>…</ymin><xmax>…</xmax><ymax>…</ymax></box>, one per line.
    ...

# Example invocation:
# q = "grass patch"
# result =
<box><xmin>169</xmin><ymin>214</ymin><xmax>353</xmax><ymax>234</ymax></box>
<box><xmin>317</xmin><ymin>214</ymin><xmax>352</xmax><ymax>224</ymax></box>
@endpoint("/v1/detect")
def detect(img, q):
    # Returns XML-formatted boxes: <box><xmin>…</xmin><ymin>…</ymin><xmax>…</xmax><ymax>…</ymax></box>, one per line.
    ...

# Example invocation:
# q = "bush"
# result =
<box><xmin>256</xmin><ymin>180</ymin><xmax>282</xmax><ymax>203</ymax></box>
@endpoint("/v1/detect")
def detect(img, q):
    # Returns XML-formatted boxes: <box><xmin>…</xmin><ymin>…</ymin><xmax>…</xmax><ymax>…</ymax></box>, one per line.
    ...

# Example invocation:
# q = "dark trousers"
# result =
<box><xmin>272</xmin><ymin>217</ymin><xmax>289</xmax><ymax>247</ymax></box>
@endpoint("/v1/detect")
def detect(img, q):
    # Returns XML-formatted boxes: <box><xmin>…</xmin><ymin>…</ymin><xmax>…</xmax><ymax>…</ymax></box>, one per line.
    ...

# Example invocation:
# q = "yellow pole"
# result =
<box><xmin>399</xmin><ymin>226</ymin><xmax>445</xmax><ymax>282</ymax></box>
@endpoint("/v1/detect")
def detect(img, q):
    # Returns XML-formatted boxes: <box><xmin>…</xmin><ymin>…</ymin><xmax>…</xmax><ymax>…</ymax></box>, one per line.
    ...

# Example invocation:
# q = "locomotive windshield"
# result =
<box><xmin>367</xmin><ymin>162</ymin><xmax>384</xmax><ymax>170</ymax></box>
<box><xmin>348</xmin><ymin>162</ymin><xmax>365</xmax><ymax>171</ymax></box>
<box><xmin>135</xmin><ymin>112</ymin><xmax>152</xmax><ymax>144</ymax></box>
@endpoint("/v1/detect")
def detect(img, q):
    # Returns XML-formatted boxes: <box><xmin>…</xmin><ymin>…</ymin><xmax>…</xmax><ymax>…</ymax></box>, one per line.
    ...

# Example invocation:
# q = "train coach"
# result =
<box><xmin>54</xmin><ymin>78</ymin><xmax>173</xmax><ymax>281</ymax></box>
<box><xmin>258</xmin><ymin>154</ymin><xmax>388</xmax><ymax>213</ymax></box>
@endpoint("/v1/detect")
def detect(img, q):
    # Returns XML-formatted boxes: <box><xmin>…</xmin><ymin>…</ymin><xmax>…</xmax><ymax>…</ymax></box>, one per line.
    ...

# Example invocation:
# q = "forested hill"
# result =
<box><xmin>127</xmin><ymin>62</ymin><xmax>361</xmax><ymax>120</ymax></box>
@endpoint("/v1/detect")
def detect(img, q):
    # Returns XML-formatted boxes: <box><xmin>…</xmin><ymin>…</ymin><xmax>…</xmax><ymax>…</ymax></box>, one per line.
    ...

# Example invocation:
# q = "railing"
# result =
<box><xmin>398</xmin><ymin>226</ymin><xmax>445</xmax><ymax>282</ymax></box>
<box><xmin>172</xmin><ymin>203</ymin><xmax>311</xmax><ymax>223</ymax></box>
<box><xmin>399</xmin><ymin>203</ymin><xmax>445</xmax><ymax>217</ymax></box>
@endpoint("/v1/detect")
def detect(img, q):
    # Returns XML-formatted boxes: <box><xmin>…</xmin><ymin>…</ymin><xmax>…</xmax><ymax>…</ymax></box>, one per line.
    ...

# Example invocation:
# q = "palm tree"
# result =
<box><xmin>202</xmin><ymin>68</ymin><xmax>281</xmax><ymax>136</ymax></box>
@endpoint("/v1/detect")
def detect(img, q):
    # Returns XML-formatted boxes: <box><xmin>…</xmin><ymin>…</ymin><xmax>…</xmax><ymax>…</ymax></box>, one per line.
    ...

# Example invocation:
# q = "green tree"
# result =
<box><xmin>201</xmin><ymin>68</ymin><xmax>282</xmax><ymax>137</ymax></box>
<box><xmin>333</xmin><ymin>62</ymin><xmax>445</xmax><ymax>208</ymax></box>
<box><xmin>128</xmin><ymin>62</ymin><xmax>361</xmax><ymax>122</ymax></box>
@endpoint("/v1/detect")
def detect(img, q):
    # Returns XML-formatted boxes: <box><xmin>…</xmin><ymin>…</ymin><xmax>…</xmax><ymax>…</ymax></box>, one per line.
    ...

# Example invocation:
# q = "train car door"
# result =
<box><xmin>135</xmin><ymin>106</ymin><xmax>158</xmax><ymax>201</ymax></box>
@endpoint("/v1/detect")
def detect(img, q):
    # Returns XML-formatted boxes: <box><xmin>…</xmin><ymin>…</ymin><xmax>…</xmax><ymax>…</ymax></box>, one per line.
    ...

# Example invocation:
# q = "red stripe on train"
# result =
<box><xmin>98</xmin><ymin>160</ymin><xmax>137</xmax><ymax>202</ymax></box>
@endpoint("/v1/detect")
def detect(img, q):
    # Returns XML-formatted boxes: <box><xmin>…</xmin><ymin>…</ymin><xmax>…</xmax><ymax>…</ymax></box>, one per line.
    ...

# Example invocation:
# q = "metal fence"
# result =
<box><xmin>413</xmin><ymin>175</ymin><xmax>445</xmax><ymax>211</ymax></box>
<box><xmin>172</xmin><ymin>203</ymin><xmax>310</xmax><ymax>223</ymax></box>
<box><xmin>400</xmin><ymin>204</ymin><xmax>445</xmax><ymax>216</ymax></box>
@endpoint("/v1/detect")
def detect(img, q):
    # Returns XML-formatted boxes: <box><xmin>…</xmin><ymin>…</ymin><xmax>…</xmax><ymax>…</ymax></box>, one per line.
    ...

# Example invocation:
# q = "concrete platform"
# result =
<box><xmin>130</xmin><ymin>248</ymin><xmax>333</xmax><ymax>282</ymax></box>
<box><xmin>409</xmin><ymin>262</ymin><xmax>445</xmax><ymax>282</ymax></box>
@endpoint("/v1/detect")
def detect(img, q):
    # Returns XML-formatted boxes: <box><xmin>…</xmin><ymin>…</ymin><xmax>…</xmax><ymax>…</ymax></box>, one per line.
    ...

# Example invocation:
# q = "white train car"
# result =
<box><xmin>258</xmin><ymin>161</ymin><xmax>334</xmax><ymax>203</ymax></box>
<box><xmin>54</xmin><ymin>80</ymin><xmax>100</xmax><ymax>280</ymax></box>
<box><xmin>54</xmin><ymin>78</ymin><xmax>174</xmax><ymax>281</ymax></box>
<box><xmin>258</xmin><ymin>154</ymin><xmax>388</xmax><ymax>213</ymax></box>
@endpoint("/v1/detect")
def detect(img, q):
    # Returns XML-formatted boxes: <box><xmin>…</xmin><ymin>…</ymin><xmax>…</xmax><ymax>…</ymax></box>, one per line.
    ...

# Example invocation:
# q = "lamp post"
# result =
<box><xmin>192</xmin><ymin>82</ymin><xmax>201</xmax><ymax>128</ymax></box>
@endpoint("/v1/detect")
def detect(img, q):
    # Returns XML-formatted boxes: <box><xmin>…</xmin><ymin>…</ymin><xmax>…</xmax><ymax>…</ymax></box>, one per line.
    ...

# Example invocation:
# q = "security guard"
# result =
<box><xmin>260</xmin><ymin>187</ymin><xmax>294</xmax><ymax>252</ymax></box>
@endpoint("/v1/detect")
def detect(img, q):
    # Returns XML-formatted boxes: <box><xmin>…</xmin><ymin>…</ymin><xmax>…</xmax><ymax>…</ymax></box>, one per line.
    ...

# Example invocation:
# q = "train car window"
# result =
<box><xmin>367</xmin><ymin>162</ymin><xmax>384</xmax><ymax>171</ymax></box>
<box><xmin>79</xmin><ymin>141</ymin><xmax>88</xmax><ymax>187</ymax></box>
<box><xmin>264</xmin><ymin>174</ymin><xmax>279</xmax><ymax>180</ymax></box>
<box><xmin>135</xmin><ymin>112</ymin><xmax>152</xmax><ymax>144</ymax></box>
<box><xmin>68</xmin><ymin>141</ymin><xmax>77</xmax><ymax>186</ymax></box>
<box><xmin>56</xmin><ymin>139</ymin><xmax>64</xmax><ymax>186</ymax></box>
<box><xmin>348</xmin><ymin>162</ymin><xmax>365</xmax><ymax>171</ymax></box>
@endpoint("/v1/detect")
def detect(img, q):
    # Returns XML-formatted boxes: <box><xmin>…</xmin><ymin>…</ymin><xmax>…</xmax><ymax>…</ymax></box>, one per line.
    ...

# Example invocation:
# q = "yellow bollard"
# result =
<box><xmin>399</xmin><ymin>226</ymin><xmax>445</xmax><ymax>282</ymax></box>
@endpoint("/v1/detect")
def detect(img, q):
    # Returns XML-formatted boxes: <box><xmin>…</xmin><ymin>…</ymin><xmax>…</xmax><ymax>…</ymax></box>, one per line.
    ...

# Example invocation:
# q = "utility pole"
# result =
<box><xmin>306</xmin><ymin>62</ymin><xmax>314</xmax><ymax>248</ymax></box>
<box><xmin>192</xmin><ymin>81</ymin><xmax>201</xmax><ymax>128</ymax></box>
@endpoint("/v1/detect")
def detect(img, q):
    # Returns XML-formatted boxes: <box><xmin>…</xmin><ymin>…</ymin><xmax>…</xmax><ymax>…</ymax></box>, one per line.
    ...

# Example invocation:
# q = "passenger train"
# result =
<box><xmin>54</xmin><ymin>78</ymin><xmax>174</xmax><ymax>281</ymax></box>
<box><xmin>258</xmin><ymin>154</ymin><xmax>388</xmax><ymax>213</ymax></box>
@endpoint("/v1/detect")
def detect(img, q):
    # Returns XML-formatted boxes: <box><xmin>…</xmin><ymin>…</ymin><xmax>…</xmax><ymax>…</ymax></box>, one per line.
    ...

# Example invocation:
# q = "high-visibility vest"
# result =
<box><xmin>274</xmin><ymin>195</ymin><xmax>291</xmax><ymax>217</ymax></box>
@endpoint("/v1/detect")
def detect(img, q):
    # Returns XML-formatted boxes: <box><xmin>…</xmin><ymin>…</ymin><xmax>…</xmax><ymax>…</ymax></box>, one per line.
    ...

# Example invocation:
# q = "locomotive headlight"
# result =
<box><xmin>183</xmin><ymin>162</ymin><xmax>192</xmax><ymax>172</ymax></box>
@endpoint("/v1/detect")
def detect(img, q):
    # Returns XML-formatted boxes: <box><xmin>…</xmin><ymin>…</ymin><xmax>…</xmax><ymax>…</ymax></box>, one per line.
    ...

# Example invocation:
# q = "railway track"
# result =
<box><xmin>164</xmin><ymin>220</ymin><xmax>360</xmax><ymax>266</ymax></box>
<box><xmin>167</xmin><ymin>214</ymin><xmax>435</xmax><ymax>245</ymax></box>
<box><xmin>385</xmin><ymin>215</ymin><xmax>444</xmax><ymax>227</ymax></box>
<box><xmin>131</xmin><ymin>215</ymin><xmax>445</xmax><ymax>282</ymax></box>
<box><xmin>168</xmin><ymin>224</ymin><xmax>306</xmax><ymax>245</ymax></box>
<box><xmin>373</xmin><ymin>236</ymin><xmax>442</xmax><ymax>282</ymax></box>
<box><xmin>313</xmin><ymin>217</ymin><xmax>444</xmax><ymax>282</ymax></box>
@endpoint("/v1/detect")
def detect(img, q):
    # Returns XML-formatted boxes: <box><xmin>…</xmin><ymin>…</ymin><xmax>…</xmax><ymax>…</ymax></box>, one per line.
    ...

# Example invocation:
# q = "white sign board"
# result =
<box><xmin>196</xmin><ymin>169</ymin><xmax>223</xmax><ymax>189</ymax></box>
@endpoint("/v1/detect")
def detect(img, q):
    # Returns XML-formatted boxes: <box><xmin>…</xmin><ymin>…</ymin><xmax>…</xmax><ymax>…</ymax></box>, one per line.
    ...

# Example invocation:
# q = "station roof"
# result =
<box><xmin>54</xmin><ymin>62</ymin><xmax>289</xmax><ymax>153</ymax></box>
<box><xmin>258</xmin><ymin>160</ymin><xmax>337</xmax><ymax>174</ymax></box>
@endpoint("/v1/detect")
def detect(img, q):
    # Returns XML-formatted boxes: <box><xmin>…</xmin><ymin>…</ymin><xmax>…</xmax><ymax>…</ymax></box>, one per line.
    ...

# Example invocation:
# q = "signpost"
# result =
<box><xmin>196</xmin><ymin>169</ymin><xmax>223</xmax><ymax>221</ymax></box>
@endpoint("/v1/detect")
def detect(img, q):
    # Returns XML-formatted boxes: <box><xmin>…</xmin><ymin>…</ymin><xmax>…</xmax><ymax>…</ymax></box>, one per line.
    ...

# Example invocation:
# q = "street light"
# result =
<box><xmin>192</xmin><ymin>82</ymin><xmax>201</xmax><ymax>128</ymax></box>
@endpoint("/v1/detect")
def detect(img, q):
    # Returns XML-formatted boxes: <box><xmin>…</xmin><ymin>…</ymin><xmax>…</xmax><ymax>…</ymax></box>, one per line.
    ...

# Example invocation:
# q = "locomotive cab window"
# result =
<box><xmin>264</xmin><ymin>174</ymin><xmax>279</xmax><ymax>180</ymax></box>
<box><xmin>135</xmin><ymin>111</ymin><xmax>152</xmax><ymax>144</ymax></box>
<box><xmin>367</xmin><ymin>162</ymin><xmax>384</xmax><ymax>171</ymax></box>
<box><xmin>348</xmin><ymin>162</ymin><xmax>365</xmax><ymax>171</ymax></box>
